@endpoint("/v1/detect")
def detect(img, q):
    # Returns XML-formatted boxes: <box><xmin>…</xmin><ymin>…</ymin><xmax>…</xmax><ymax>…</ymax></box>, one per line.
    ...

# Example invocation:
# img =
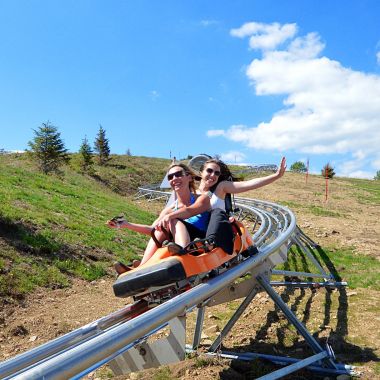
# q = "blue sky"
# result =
<box><xmin>1</xmin><ymin>1</ymin><xmax>380</xmax><ymax>179</ymax></box>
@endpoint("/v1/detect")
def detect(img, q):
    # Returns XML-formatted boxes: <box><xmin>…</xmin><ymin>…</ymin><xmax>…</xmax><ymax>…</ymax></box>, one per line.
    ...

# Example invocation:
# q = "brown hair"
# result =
<box><xmin>200</xmin><ymin>159</ymin><xmax>238</xmax><ymax>192</ymax></box>
<box><xmin>167</xmin><ymin>163</ymin><xmax>197</xmax><ymax>194</ymax></box>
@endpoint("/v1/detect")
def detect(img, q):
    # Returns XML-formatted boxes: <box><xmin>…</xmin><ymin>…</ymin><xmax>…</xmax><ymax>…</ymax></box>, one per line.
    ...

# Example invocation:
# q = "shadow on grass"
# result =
<box><xmin>107</xmin><ymin>163</ymin><xmax>127</xmax><ymax>170</ymax></box>
<box><xmin>216</xmin><ymin>231</ymin><xmax>379</xmax><ymax>379</ymax></box>
<box><xmin>0</xmin><ymin>215</ymin><xmax>112</xmax><ymax>262</ymax></box>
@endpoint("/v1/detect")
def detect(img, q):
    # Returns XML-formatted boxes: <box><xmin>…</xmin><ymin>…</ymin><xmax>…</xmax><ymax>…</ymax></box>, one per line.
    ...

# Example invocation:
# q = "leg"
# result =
<box><xmin>168</xmin><ymin>219</ymin><xmax>191</xmax><ymax>248</ymax></box>
<box><xmin>206</xmin><ymin>209</ymin><xmax>234</xmax><ymax>254</ymax></box>
<box><xmin>140</xmin><ymin>230</ymin><xmax>167</xmax><ymax>265</ymax></box>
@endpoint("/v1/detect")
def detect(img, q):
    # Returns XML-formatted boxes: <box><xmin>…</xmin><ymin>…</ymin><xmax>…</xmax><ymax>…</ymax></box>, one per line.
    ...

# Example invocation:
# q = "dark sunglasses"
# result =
<box><xmin>206</xmin><ymin>168</ymin><xmax>221</xmax><ymax>176</ymax></box>
<box><xmin>167</xmin><ymin>170</ymin><xmax>185</xmax><ymax>181</ymax></box>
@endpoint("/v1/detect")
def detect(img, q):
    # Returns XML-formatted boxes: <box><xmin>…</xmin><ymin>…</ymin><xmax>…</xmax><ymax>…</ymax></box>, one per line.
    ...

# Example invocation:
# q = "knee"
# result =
<box><xmin>168</xmin><ymin>218</ymin><xmax>181</xmax><ymax>234</ymax></box>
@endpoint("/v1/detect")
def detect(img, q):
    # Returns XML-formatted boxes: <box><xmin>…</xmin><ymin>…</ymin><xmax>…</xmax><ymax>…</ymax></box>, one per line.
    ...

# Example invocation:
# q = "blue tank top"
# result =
<box><xmin>175</xmin><ymin>194</ymin><xmax>209</xmax><ymax>232</ymax></box>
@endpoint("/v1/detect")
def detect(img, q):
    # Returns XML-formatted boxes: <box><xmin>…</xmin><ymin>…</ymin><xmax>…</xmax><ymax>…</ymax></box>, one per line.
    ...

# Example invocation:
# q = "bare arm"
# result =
<box><xmin>107</xmin><ymin>205</ymin><xmax>173</xmax><ymax>235</ymax></box>
<box><xmin>217</xmin><ymin>157</ymin><xmax>286</xmax><ymax>197</ymax></box>
<box><xmin>153</xmin><ymin>194</ymin><xmax>211</xmax><ymax>230</ymax></box>
<box><xmin>106</xmin><ymin>217</ymin><xmax>153</xmax><ymax>235</ymax></box>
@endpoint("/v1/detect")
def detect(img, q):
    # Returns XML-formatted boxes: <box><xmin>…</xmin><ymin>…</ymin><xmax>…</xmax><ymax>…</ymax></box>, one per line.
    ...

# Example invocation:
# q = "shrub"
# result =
<box><xmin>321</xmin><ymin>162</ymin><xmax>335</xmax><ymax>179</ymax></box>
<box><xmin>290</xmin><ymin>161</ymin><xmax>307</xmax><ymax>173</ymax></box>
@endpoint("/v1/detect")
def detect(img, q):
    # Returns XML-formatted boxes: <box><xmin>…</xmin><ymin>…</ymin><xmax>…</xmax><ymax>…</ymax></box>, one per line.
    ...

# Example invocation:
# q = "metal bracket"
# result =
<box><xmin>109</xmin><ymin>316</ymin><xmax>186</xmax><ymax>375</ymax></box>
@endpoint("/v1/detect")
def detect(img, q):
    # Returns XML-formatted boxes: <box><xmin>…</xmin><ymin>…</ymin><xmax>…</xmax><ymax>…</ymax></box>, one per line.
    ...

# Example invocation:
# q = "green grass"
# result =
<box><xmin>308</xmin><ymin>205</ymin><xmax>342</xmax><ymax>217</ymax></box>
<box><xmin>321</xmin><ymin>247</ymin><xmax>380</xmax><ymax>289</ymax></box>
<box><xmin>340</xmin><ymin>177</ymin><xmax>380</xmax><ymax>205</ymax></box>
<box><xmin>279</xmin><ymin>200</ymin><xmax>302</xmax><ymax>209</ymax></box>
<box><xmin>194</xmin><ymin>356</ymin><xmax>213</xmax><ymax>368</ymax></box>
<box><xmin>278</xmin><ymin>245</ymin><xmax>380</xmax><ymax>290</ymax></box>
<box><xmin>0</xmin><ymin>153</ymin><xmax>161</xmax><ymax>299</ymax></box>
<box><xmin>0</xmin><ymin>154</ymin><xmax>154</xmax><ymax>248</ymax></box>
<box><xmin>151</xmin><ymin>366</ymin><xmax>178</xmax><ymax>380</ymax></box>
<box><xmin>70</xmin><ymin>154</ymin><xmax>171</xmax><ymax>195</ymax></box>
<box><xmin>54</xmin><ymin>259</ymin><xmax>107</xmax><ymax>281</ymax></box>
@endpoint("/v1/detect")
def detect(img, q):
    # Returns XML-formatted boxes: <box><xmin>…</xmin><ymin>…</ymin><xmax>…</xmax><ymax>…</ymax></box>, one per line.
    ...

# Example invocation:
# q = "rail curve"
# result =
<box><xmin>0</xmin><ymin>188</ymin><xmax>348</xmax><ymax>379</ymax></box>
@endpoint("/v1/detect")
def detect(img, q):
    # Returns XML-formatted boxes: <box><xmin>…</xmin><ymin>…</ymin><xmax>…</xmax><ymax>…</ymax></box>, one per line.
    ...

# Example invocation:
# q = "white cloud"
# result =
<box><xmin>221</xmin><ymin>151</ymin><xmax>246</xmax><ymax>163</ymax></box>
<box><xmin>344</xmin><ymin>170</ymin><xmax>374</xmax><ymax>179</ymax></box>
<box><xmin>230</xmin><ymin>22</ymin><xmax>297</xmax><ymax>50</ymax></box>
<box><xmin>200</xmin><ymin>19</ymin><xmax>219</xmax><ymax>27</ymax></box>
<box><xmin>212</xmin><ymin>21</ymin><xmax>380</xmax><ymax>178</ymax></box>
<box><xmin>207</xmin><ymin>129</ymin><xmax>225</xmax><ymax>137</ymax></box>
<box><xmin>377</xmin><ymin>51</ymin><xmax>380</xmax><ymax>65</ymax></box>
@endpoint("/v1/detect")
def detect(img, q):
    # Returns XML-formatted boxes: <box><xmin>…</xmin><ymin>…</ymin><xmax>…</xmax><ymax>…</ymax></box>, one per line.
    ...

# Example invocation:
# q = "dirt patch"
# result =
<box><xmin>0</xmin><ymin>277</ymin><xmax>126</xmax><ymax>361</ymax></box>
<box><xmin>1</xmin><ymin>278</ymin><xmax>379</xmax><ymax>379</ymax></box>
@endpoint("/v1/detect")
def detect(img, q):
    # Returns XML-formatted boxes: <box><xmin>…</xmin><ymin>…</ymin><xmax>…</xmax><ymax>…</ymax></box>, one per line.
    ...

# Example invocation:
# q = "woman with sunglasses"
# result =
<box><xmin>154</xmin><ymin>157</ymin><xmax>286</xmax><ymax>254</ymax></box>
<box><xmin>107</xmin><ymin>163</ymin><xmax>209</xmax><ymax>271</ymax></box>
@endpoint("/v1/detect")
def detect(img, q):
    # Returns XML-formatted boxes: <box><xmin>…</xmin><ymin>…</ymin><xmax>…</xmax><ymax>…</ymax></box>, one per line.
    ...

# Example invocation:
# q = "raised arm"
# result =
<box><xmin>218</xmin><ymin>157</ymin><xmax>286</xmax><ymax>196</ymax></box>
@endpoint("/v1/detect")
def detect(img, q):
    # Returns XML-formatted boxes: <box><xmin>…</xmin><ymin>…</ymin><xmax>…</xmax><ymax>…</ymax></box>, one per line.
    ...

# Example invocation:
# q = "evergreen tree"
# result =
<box><xmin>290</xmin><ymin>161</ymin><xmax>307</xmax><ymax>173</ymax></box>
<box><xmin>374</xmin><ymin>170</ymin><xmax>380</xmax><ymax>180</ymax></box>
<box><xmin>28</xmin><ymin>121</ymin><xmax>69</xmax><ymax>174</ymax></box>
<box><xmin>94</xmin><ymin>125</ymin><xmax>110</xmax><ymax>165</ymax></box>
<box><xmin>321</xmin><ymin>162</ymin><xmax>336</xmax><ymax>179</ymax></box>
<box><xmin>79</xmin><ymin>136</ymin><xmax>94</xmax><ymax>173</ymax></box>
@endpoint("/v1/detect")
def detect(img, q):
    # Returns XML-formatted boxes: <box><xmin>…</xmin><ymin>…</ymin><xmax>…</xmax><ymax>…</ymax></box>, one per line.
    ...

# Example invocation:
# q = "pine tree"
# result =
<box><xmin>28</xmin><ymin>121</ymin><xmax>69</xmax><ymax>174</ymax></box>
<box><xmin>374</xmin><ymin>170</ymin><xmax>380</xmax><ymax>180</ymax></box>
<box><xmin>94</xmin><ymin>125</ymin><xmax>110</xmax><ymax>165</ymax></box>
<box><xmin>79</xmin><ymin>136</ymin><xmax>94</xmax><ymax>173</ymax></box>
<box><xmin>321</xmin><ymin>163</ymin><xmax>336</xmax><ymax>179</ymax></box>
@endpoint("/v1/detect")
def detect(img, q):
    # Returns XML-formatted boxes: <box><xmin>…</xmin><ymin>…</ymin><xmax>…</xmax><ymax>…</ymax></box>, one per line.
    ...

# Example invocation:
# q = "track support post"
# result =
<box><xmin>256</xmin><ymin>274</ymin><xmax>339</xmax><ymax>373</ymax></box>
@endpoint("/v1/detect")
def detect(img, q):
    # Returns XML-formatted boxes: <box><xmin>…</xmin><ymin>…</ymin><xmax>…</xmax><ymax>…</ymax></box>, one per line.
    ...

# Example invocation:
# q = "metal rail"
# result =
<box><xmin>0</xmin><ymin>188</ymin><xmax>350</xmax><ymax>379</ymax></box>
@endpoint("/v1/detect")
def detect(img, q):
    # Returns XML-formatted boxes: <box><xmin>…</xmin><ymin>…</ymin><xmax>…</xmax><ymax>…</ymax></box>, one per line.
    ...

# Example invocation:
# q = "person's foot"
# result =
<box><xmin>183</xmin><ymin>238</ymin><xmax>216</xmax><ymax>255</ymax></box>
<box><xmin>203</xmin><ymin>238</ymin><xmax>216</xmax><ymax>252</ymax></box>
<box><xmin>114</xmin><ymin>261</ymin><xmax>132</xmax><ymax>274</ymax></box>
<box><xmin>114</xmin><ymin>260</ymin><xmax>140</xmax><ymax>274</ymax></box>
<box><xmin>163</xmin><ymin>241</ymin><xmax>186</xmax><ymax>255</ymax></box>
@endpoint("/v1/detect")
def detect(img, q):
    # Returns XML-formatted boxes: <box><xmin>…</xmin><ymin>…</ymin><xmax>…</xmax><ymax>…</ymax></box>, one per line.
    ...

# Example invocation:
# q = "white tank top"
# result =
<box><xmin>207</xmin><ymin>191</ymin><xmax>225</xmax><ymax>211</ymax></box>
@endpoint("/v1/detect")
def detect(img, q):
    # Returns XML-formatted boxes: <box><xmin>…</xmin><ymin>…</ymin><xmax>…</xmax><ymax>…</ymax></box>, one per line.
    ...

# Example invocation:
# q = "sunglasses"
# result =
<box><xmin>167</xmin><ymin>170</ymin><xmax>186</xmax><ymax>181</ymax></box>
<box><xmin>206</xmin><ymin>168</ymin><xmax>221</xmax><ymax>176</ymax></box>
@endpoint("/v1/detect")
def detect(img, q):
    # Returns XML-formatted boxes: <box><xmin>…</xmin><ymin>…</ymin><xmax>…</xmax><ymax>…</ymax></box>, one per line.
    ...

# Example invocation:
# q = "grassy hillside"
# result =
<box><xmin>1</xmin><ymin>153</ymin><xmax>379</xmax><ymax>303</ymax></box>
<box><xmin>0</xmin><ymin>153</ymin><xmax>170</xmax><ymax>301</ymax></box>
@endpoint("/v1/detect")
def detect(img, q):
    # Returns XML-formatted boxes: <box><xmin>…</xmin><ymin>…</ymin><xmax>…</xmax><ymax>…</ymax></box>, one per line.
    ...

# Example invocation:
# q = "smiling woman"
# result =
<box><xmin>107</xmin><ymin>163</ymin><xmax>209</xmax><ymax>271</ymax></box>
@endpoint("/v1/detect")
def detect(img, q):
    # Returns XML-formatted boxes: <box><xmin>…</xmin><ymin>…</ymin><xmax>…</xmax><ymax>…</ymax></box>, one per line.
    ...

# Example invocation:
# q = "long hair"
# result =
<box><xmin>167</xmin><ymin>163</ymin><xmax>197</xmax><ymax>194</ymax></box>
<box><xmin>199</xmin><ymin>158</ymin><xmax>238</xmax><ymax>192</ymax></box>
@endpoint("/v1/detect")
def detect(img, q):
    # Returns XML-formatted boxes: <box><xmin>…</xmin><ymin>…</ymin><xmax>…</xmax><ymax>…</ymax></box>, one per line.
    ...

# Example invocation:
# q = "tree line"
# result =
<box><xmin>290</xmin><ymin>162</ymin><xmax>380</xmax><ymax>180</ymax></box>
<box><xmin>27</xmin><ymin>121</ymin><xmax>113</xmax><ymax>175</ymax></box>
<box><xmin>24</xmin><ymin>121</ymin><xmax>380</xmax><ymax>180</ymax></box>
<box><xmin>290</xmin><ymin>160</ymin><xmax>337</xmax><ymax>179</ymax></box>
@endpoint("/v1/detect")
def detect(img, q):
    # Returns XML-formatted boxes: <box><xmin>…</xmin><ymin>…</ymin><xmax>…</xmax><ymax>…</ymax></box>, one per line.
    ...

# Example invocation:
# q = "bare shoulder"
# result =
<box><xmin>214</xmin><ymin>181</ymin><xmax>229</xmax><ymax>198</ymax></box>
